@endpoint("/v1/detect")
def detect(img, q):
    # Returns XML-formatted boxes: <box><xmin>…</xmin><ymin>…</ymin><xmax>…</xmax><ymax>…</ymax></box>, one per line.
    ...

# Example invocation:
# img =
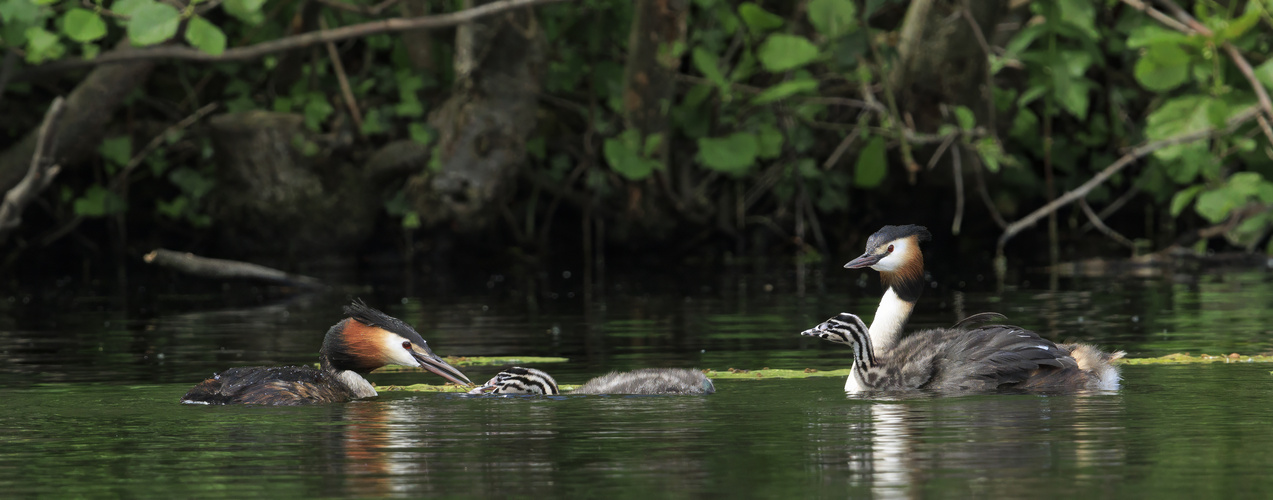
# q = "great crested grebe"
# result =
<box><xmin>182</xmin><ymin>301</ymin><xmax>473</xmax><ymax>405</ymax></box>
<box><xmin>467</xmin><ymin>367</ymin><xmax>715</xmax><ymax>395</ymax></box>
<box><xmin>803</xmin><ymin>312</ymin><xmax>1120</xmax><ymax>392</ymax></box>
<box><xmin>821</xmin><ymin>224</ymin><xmax>1122</xmax><ymax>393</ymax></box>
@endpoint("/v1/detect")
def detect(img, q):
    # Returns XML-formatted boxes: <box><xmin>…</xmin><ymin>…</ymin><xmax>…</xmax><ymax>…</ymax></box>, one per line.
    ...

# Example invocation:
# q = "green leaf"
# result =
<box><xmin>1170</xmin><ymin>185</ymin><xmax>1203</xmax><ymax>216</ymax></box>
<box><xmin>224</xmin><ymin>0</ymin><xmax>266</xmax><ymax>24</ymax></box>
<box><xmin>1194</xmin><ymin>187</ymin><xmax>1240</xmax><ymax>223</ymax></box>
<box><xmin>156</xmin><ymin>196</ymin><xmax>188</xmax><ymax>219</ymax></box>
<box><xmin>738</xmin><ymin>3</ymin><xmax>783</xmax><ymax>32</ymax></box>
<box><xmin>605</xmin><ymin>130</ymin><xmax>661</xmax><ymax>181</ymax></box>
<box><xmin>697</xmin><ymin>133</ymin><xmax>759</xmax><ymax>175</ymax></box>
<box><xmin>110</xmin><ymin>0</ymin><xmax>150</xmax><ymax>18</ymax></box>
<box><xmin>1145</xmin><ymin>95</ymin><xmax>1223</xmax><ymax>161</ymax></box>
<box><xmin>408</xmin><ymin>123</ymin><xmax>433</xmax><ymax>145</ymax></box>
<box><xmin>750</xmin><ymin>78</ymin><xmax>818</xmax><ymax>105</ymax></box>
<box><xmin>756</xmin><ymin>34</ymin><xmax>819</xmax><ymax>73</ymax></box>
<box><xmin>169</xmin><ymin>167</ymin><xmax>215</xmax><ymax>199</ymax></box>
<box><xmin>98</xmin><ymin>136</ymin><xmax>132</xmax><ymax>167</ymax></box>
<box><xmin>127</xmin><ymin>2</ymin><xmax>180</xmax><ymax>46</ymax></box>
<box><xmin>807</xmin><ymin>0</ymin><xmax>856</xmax><ymax>39</ymax></box>
<box><xmin>691</xmin><ymin>47</ymin><xmax>729</xmax><ymax>90</ymax></box>
<box><xmin>1134</xmin><ymin>43</ymin><xmax>1190</xmax><ymax>92</ymax></box>
<box><xmin>853</xmin><ymin>136</ymin><xmax>886</xmax><ymax>188</ymax></box>
<box><xmin>1254</xmin><ymin>59</ymin><xmax>1273</xmax><ymax>93</ymax></box>
<box><xmin>1217</xmin><ymin>8</ymin><xmax>1261</xmax><ymax>42</ymax></box>
<box><xmin>755</xmin><ymin>123</ymin><xmax>783</xmax><ymax>159</ymax></box>
<box><xmin>954</xmin><ymin>106</ymin><xmax>975</xmax><ymax>131</ymax></box>
<box><xmin>303</xmin><ymin>93</ymin><xmax>333</xmax><ymax>131</ymax></box>
<box><xmin>184</xmin><ymin>15</ymin><xmax>226</xmax><ymax>55</ymax></box>
<box><xmin>23</xmin><ymin>26</ymin><xmax>64</xmax><ymax>63</ymax></box>
<box><xmin>1228</xmin><ymin>172</ymin><xmax>1264</xmax><ymax>197</ymax></box>
<box><xmin>62</xmin><ymin>8</ymin><xmax>107</xmax><ymax>43</ymax></box>
<box><xmin>1057</xmin><ymin>0</ymin><xmax>1098</xmax><ymax>40</ymax></box>
<box><xmin>1127</xmin><ymin>24</ymin><xmax>1192</xmax><ymax>49</ymax></box>
<box><xmin>73</xmin><ymin>185</ymin><xmax>127</xmax><ymax>217</ymax></box>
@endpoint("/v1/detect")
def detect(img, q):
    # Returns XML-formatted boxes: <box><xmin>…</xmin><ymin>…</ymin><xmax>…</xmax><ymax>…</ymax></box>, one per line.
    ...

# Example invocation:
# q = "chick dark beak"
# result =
<box><xmin>844</xmin><ymin>251</ymin><xmax>883</xmax><ymax>269</ymax></box>
<box><xmin>411</xmin><ymin>346</ymin><xmax>472</xmax><ymax>386</ymax></box>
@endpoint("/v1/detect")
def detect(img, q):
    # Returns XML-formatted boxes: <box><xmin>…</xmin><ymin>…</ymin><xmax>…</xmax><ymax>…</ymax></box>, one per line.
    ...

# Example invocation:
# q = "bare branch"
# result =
<box><xmin>320</xmin><ymin>17</ymin><xmax>364</xmax><ymax>131</ymax></box>
<box><xmin>311</xmin><ymin>0</ymin><xmax>404</xmax><ymax>16</ymax></box>
<box><xmin>0</xmin><ymin>98</ymin><xmax>67</xmax><ymax>243</ymax></box>
<box><xmin>1079</xmin><ymin>198</ymin><xmax>1135</xmax><ymax>249</ymax></box>
<box><xmin>998</xmin><ymin>106</ymin><xmax>1261</xmax><ymax>254</ymax></box>
<box><xmin>17</xmin><ymin>0</ymin><xmax>568</xmax><ymax>80</ymax></box>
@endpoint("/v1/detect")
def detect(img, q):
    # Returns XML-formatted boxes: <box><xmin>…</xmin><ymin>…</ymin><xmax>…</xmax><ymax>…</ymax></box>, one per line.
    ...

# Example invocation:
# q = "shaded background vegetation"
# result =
<box><xmin>2</xmin><ymin>0</ymin><xmax>1273</xmax><ymax>289</ymax></box>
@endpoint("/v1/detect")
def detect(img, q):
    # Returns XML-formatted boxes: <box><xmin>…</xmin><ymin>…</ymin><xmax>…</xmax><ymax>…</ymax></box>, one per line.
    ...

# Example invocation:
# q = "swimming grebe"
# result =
<box><xmin>826</xmin><ymin>224</ymin><xmax>1122</xmax><ymax>392</ymax></box>
<box><xmin>803</xmin><ymin>311</ymin><xmax>1120</xmax><ymax>392</ymax></box>
<box><xmin>468</xmin><ymin>367</ymin><xmax>715</xmax><ymax>395</ymax></box>
<box><xmin>182</xmin><ymin>301</ymin><xmax>473</xmax><ymax>405</ymax></box>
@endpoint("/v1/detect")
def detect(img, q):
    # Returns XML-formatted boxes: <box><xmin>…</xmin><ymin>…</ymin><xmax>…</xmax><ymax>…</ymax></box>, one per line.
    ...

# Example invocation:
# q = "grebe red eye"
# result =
<box><xmin>887</xmin><ymin>244</ymin><xmax>894</xmax><ymax>253</ymax></box>
<box><xmin>402</xmin><ymin>340</ymin><xmax>412</xmax><ymax>350</ymax></box>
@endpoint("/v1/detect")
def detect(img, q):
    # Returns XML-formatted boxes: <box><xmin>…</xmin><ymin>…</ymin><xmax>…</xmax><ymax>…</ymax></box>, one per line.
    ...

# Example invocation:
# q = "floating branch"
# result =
<box><xmin>143</xmin><ymin>248</ymin><xmax>326</xmax><ymax>289</ymax></box>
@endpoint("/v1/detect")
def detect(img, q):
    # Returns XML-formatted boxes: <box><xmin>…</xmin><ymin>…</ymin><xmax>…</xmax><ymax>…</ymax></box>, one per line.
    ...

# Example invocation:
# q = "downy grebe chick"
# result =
<box><xmin>468</xmin><ymin>367</ymin><xmax>715</xmax><ymax>395</ymax></box>
<box><xmin>832</xmin><ymin>224</ymin><xmax>1122</xmax><ymax>392</ymax></box>
<box><xmin>802</xmin><ymin>312</ymin><xmax>1121</xmax><ymax>392</ymax></box>
<box><xmin>182</xmin><ymin>301</ymin><xmax>473</xmax><ymax>405</ymax></box>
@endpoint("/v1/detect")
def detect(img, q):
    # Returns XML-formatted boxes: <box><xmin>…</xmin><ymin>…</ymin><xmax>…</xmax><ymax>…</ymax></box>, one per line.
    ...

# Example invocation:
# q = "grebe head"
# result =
<box><xmin>800</xmin><ymin>312</ymin><xmax>876</xmax><ymax>367</ymax></box>
<box><xmin>800</xmin><ymin>312</ymin><xmax>871</xmax><ymax>348</ymax></box>
<box><xmin>468</xmin><ymin>366</ymin><xmax>560</xmax><ymax>395</ymax></box>
<box><xmin>322</xmin><ymin>300</ymin><xmax>472</xmax><ymax>386</ymax></box>
<box><xmin>843</xmin><ymin>224</ymin><xmax>930</xmax><ymax>272</ymax></box>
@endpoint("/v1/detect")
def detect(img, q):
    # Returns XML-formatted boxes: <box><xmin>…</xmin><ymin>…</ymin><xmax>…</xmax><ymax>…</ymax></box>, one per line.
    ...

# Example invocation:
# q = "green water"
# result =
<box><xmin>2</xmin><ymin>269</ymin><xmax>1272</xmax><ymax>498</ymax></box>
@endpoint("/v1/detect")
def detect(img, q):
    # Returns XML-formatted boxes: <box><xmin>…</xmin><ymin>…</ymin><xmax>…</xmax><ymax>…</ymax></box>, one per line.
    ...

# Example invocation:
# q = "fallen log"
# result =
<box><xmin>143</xmin><ymin>249</ymin><xmax>326</xmax><ymax>289</ymax></box>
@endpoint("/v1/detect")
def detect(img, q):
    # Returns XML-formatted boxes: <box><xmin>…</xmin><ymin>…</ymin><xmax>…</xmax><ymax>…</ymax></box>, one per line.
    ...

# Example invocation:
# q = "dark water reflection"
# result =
<box><xmin>2</xmin><ymin>268</ymin><xmax>1272</xmax><ymax>497</ymax></box>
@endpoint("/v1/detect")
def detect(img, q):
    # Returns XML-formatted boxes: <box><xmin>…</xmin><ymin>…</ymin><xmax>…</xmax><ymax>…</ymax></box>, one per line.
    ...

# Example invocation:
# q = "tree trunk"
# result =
<box><xmin>412</xmin><ymin>0</ymin><xmax>543</xmax><ymax>230</ymax></box>
<box><xmin>0</xmin><ymin>42</ymin><xmax>155</xmax><ymax>194</ymax></box>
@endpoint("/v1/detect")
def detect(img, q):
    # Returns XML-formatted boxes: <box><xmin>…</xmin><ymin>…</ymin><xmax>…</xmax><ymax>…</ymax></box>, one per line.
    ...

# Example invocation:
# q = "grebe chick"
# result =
<box><xmin>833</xmin><ymin>224</ymin><xmax>1122</xmax><ymax>392</ymax></box>
<box><xmin>182</xmin><ymin>301</ymin><xmax>472</xmax><ymax>405</ymax></box>
<box><xmin>802</xmin><ymin>312</ymin><xmax>1121</xmax><ymax>392</ymax></box>
<box><xmin>468</xmin><ymin>367</ymin><xmax>715</xmax><ymax>395</ymax></box>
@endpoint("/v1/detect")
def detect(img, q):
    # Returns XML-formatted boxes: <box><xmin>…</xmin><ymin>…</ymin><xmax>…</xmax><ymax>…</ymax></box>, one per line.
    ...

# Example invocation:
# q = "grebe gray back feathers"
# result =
<box><xmin>182</xmin><ymin>300</ymin><xmax>472</xmax><ymax>405</ymax></box>
<box><xmin>470</xmin><ymin>366</ymin><xmax>715</xmax><ymax>395</ymax></box>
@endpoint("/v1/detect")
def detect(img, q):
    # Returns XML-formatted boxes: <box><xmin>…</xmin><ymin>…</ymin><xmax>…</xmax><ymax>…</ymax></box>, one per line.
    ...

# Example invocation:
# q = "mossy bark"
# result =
<box><xmin>411</xmin><ymin>0</ymin><xmax>544</xmax><ymax>231</ymax></box>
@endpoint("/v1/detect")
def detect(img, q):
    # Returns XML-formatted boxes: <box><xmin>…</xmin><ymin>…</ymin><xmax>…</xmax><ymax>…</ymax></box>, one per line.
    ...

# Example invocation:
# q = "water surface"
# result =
<box><xmin>2</xmin><ymin>267</ymin><xmax>1271</xmax><ymax>498</ymax></box>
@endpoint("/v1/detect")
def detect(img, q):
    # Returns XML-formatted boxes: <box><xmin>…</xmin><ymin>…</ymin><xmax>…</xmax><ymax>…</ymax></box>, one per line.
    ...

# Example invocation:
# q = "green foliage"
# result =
<box><xmin>73</xmin><ymin>185</ymin><xmax>126</xmax><ymax>217</ymax></box>
<box><xmin>807</xmin><ymin>0</ymin><xmax>856</xmax><ymax>39</ymax></box>
<box><xmin>756</xmin><ymin>34</ymin><xmax>819</xmax><ymax>72</ymax></box>
<box><xmin>737</xmin><ymin>3</ymin><xmax>782</xmax><ymax>32</ymax></box>
<box><xmin>604</xmin><ymin>130</ymin><xmax>664</xmax><ymax>181</ymax></box>
<box><xmin>128</xmin><ymin>1</ymin><xmax>181</xmax><ymax>46</ymax></box>
<box><xmin>61</xmin><ymin>8</ymin><xmax>106</xmax><ymax>43</ymax></box>
<box><xmin>698</xmin><ymin>133</ymin><xmax>759</xmax><ymax>175</ymax></box>
<box><xmin>185</xmin><ymin>16</ymin><xmax>226</xmax><ymax>55</ymax></box>
<box><xmin>853</xmin><ymin>136</ymin><xmax>886</xmax><ymax>188</ymax></box>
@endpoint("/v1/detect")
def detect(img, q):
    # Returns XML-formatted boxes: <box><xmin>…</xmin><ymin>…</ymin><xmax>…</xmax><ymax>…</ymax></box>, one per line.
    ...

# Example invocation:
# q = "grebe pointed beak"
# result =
<box><xmin>410</xmin><ymin>346</ymin><xmax>473</xmax><ymax>386</ymax></box>
<box><xmin>844</xmin><ymin>252</ymin><xmax>883</xmax><ymax>269</ymax></box>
